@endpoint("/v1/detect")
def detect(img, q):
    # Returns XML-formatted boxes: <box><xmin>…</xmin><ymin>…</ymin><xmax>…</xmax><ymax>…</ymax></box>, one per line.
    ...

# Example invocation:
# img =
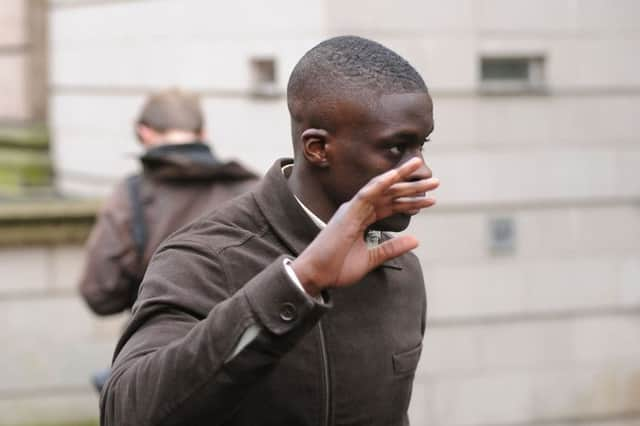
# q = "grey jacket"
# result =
<box><xmin>101</xmin><ymin>158</ymin><xmax>426</xmax><ymax>426</ymax></box>
<box><xmin>79</xmin><ymin>142</ymin><xmax>257</xmax><ymax>315</ymax></box>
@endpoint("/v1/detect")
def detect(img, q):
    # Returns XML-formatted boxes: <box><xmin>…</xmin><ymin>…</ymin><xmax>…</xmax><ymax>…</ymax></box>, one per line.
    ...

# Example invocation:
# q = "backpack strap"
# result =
<box><xmin>125</xmin><ymin>174</ymin><xmax>147</xmax><ymax>260</ymax></box>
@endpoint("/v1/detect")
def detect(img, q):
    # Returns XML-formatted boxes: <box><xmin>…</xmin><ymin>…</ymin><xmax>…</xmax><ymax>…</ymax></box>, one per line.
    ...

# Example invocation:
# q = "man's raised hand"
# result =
<box><xmin>291</xmin><ymin>158</ymin><xmax>440</xmax><ymax>296</ymax></box>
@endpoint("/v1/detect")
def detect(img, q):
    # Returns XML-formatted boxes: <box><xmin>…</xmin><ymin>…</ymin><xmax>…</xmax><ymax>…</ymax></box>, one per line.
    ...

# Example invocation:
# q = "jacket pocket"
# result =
<box><xmin>392</xmin><ymin>343</ymin><xmax>422</xmax><ymax>376</ymax></box>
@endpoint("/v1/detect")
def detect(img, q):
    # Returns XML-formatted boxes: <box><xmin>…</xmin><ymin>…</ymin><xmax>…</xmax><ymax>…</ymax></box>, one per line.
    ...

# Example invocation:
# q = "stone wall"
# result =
<box><xmin>0</xmin><ymin>0</ymin><xmax>51</xmax><ymax>196</ymax></box>
<box><xmin>0</xmin><ymin>244</ymin><xmax>123</xmax><ymax>425</ymax></box>
<box><xmin>0</xmin><ymin>0</ymin><xmax>47</xmax><ymax>123</ymax></box>
<box><xmin>409</xmin><ymin>205</ymin><xmax>640</xmax><ymax>425</ymax></box>
<box><xmin>0</xmin><ymin>201</ymin><xmax>124</xmax><ymax>426</ymax></box>
<box><xmin>1</xmin><ymin>0</ymin><xmax>636</xmax><ymax>425</ymax></box>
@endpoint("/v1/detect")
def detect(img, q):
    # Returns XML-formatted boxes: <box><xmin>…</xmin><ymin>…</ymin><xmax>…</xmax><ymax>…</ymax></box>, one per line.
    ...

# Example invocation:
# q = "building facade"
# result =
<box><xmin>0</xmin><ymin>0</ymin><xmax>50</xmax><ymax>196</ymax></box>
<box><xmin>2</xmin><ymin>0</ymin><xmax>638</xmax><ymax>424</ymax></box>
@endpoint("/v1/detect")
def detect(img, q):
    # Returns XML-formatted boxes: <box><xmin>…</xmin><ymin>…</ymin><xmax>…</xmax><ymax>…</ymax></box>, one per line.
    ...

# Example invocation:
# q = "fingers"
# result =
<box><xmin>395</xmin><ymin>157</ymin><xmax>426</xmax><ymax>180</ymax></box>
<box><xmin>357</xmin><ymin>158</ymin><xmax>425</xmax><ymax>202</ymax></box>
<box><xmin>392</xmin><ymin>196</ymin><xmax>436</xmax><ymax>212</ymax></box>
<box><xmin>368</xmin><ymin>235</ymin><xmax>419</xmax><ymax>267</ymax></box>
<box><xmin>339</xmin><ymin>159</ymin><xmax>439</xmax><ymax>225</ymax></box>
<box><xmin>385</xmin><ymin>177</ymin><xmax>440</xmax><ymax>199</ymax></box>
<box><xmin>384</xmin><ymin>179</ymin><xmax>438</xmax><ymax>217</ymax></box>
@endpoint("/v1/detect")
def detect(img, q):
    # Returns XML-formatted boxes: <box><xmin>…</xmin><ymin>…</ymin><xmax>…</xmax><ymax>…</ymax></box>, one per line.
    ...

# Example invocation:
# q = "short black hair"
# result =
<box><xmin>287</xmin><ymin>35</ymin><xmax>427</xmax><ymax>117</ymax></box>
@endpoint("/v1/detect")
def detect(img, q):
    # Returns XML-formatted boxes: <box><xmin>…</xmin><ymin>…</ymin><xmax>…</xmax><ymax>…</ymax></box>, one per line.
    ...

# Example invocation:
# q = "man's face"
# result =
<box><xmin>324</xmin><ymin>91</ymin><xmax>434</xmax><ymax>231</ymax></box>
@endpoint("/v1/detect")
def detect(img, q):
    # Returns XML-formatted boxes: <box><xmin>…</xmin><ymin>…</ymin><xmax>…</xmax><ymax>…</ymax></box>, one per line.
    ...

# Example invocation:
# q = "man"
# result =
<box><xmin>79</xmin><ymin>88</ymin><xmax>257</xmax><ymax>315</ymax></box>
<box><xmin>101</xmin><ymin>36</ymin><xmax>439</xmax><ymax>426</ymax></box>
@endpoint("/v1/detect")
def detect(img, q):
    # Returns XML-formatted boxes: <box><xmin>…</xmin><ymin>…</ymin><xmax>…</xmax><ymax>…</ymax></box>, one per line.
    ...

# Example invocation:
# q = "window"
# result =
<box><xmin>479</xmin><ymin>56</ymin><xmax>546</xmax><ymax>94</ymax></box>
<box><xmin>488</xmin><ymin>217</ymin><xmax>517</xmax><ymax>256</ymax></box>
<box><xmin>249</xmin><ymin>57</ymin><xmax>278</xmax><ymax>98</ymax></box>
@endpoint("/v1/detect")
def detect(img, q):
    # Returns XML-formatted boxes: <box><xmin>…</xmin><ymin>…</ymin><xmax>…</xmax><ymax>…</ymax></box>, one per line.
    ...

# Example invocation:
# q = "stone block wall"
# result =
<box><xmin>0</xmin><ymin>0</ymin><xmax>51</xmax><ymax>196</ymax></box>
<box><xmin>408</xmin><ymin>204</ymin><xmax>640</xmax><ymax>425</ymax></box>
<box><xmin>2</xmin><ymin>0</ymin><xmax>635</xmax><ymax>425</ymax></box>
<box><xmin>0</xmin><ymin>201</ymin><xmax>120</xmax><ymax>426</ymax></box>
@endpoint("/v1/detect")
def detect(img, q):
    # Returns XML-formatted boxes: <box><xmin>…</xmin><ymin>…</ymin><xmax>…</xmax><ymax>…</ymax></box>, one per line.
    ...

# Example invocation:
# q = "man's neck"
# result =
<box><xmin>143</xmin><ymin>130</ymin><xmax>201</xmax><ymax>148</ymax></box>
<box><xmin>286</xmin><ymin>163</ymin><xmax>336</xmax><ymax>224</ymax></box>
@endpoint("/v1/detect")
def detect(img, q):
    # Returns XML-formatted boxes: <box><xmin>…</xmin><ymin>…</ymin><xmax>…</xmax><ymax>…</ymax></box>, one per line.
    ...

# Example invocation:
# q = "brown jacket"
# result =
<box><xmin>101</xmin><ymin>159</ymin><xmax>426</xmax><ymax>426</ymax></box>
<box><xmin>79</xmin><ymin>142</ymin><xmax>258</xmax><ymax>315</ymax></box>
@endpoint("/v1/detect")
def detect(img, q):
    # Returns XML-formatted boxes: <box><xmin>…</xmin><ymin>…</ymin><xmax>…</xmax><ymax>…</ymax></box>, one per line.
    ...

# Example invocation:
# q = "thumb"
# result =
<box><xmin>368</xmin><ymin>235</ymin><xmax>419</xmax><ymax>268</ymax></box>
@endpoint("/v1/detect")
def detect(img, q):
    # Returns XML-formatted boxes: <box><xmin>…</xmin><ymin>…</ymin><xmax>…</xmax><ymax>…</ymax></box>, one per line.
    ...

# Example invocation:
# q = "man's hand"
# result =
<box><xmin>291</xmin><ymin>158</ymin><xmax>440</xmax><ymax>296</ymax></box>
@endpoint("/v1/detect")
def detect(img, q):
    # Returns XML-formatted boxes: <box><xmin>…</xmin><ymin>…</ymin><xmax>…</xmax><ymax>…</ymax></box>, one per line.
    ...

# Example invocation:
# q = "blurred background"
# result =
<box><xmin>1</xmin><ymin>0</ymin><xmax>639</xmax><ymax>425</ymax></box>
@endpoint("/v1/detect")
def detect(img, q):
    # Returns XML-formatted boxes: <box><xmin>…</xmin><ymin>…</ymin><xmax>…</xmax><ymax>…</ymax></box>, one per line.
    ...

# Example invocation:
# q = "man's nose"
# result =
<box><xmin>404</xmin><ymin>154</ymin><xmax>432</xmax><ymax>181</ymax></box>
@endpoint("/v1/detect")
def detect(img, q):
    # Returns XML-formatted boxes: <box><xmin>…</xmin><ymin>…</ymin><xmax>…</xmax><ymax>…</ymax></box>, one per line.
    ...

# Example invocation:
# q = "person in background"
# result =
<box><xmin>78</xmin><ymin>88</ymin><xmax>258</xmax><ymax>389</ymax></box>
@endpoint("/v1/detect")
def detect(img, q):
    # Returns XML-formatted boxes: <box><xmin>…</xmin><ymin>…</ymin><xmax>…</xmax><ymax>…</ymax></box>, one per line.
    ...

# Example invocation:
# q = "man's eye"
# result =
<box><xmin>388</xmin><ymin>145</ymin><xmax>403</xmax><ymax>156</ymax></box>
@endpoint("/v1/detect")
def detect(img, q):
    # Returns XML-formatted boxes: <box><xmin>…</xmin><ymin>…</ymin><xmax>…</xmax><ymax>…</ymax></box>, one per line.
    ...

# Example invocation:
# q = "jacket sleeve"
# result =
<box><xmin>100</xmin><ymin>237</ymin><xmax>330</xmax><ymax>426</ymax></box>
<box><xmin>78</xmin><ymin>183</ymin><xmax>142</xmax><ymax>315</ymax></box>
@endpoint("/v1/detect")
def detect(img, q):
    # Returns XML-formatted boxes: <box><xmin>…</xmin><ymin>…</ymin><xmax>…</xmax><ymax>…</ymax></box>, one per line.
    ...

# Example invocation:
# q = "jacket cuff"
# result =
<box><xmin>243</xmin><ymin>255</ymin><xmax>331</xmax><ymax>336</ymax></box>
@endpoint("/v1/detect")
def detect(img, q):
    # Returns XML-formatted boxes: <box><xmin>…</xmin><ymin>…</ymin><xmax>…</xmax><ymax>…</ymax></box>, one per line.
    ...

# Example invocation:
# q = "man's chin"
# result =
<box><xmin>371</xmin><ymin>213</ymin><xmax>412</xmax><ymax>232</ymax></box>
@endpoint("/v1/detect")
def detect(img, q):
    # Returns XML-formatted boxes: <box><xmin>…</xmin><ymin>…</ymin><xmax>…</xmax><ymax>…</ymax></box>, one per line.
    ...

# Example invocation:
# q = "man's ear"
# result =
<box><xmin>136</xmin><ymin>124</ymin><xmax>158</xmax><ymax>147</ymax></box>
<box><xmin>301</xmin><ymin>128</ymin><xmax>331</xmax><ymax>168</ymax></box>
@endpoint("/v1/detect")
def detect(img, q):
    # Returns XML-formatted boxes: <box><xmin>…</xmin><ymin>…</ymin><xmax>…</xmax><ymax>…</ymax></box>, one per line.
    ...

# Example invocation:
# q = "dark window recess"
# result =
<box><xmin>479</xmin><ymin>56</ymin><xmax>546</xmax><ymax>94</ymax></box>
<box><xmin>482</xmin><ymin>58</ymin><xmax>530</xmax><ymax>81</ymax></box>
<box><xmin>250</xmin><ymin>57</ymin><xmax>278</xmax><ymax>97</ymax></box>
<box><xmin>489</xmin><ymin>217</ymin><xmax>517</xmax><ymax>256</ymax></box>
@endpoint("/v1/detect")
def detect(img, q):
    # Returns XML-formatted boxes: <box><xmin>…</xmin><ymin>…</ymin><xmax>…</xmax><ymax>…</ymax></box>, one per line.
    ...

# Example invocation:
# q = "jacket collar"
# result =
<box><xmin>141</xmin><ymin>142</ymin><xmax>256</xmax><ymax>181</ymax></box>
<box><xmin>254</xmin><ymin>159</ymin><xmax>402</xmax><ymax>270</ymax></box>
<box><xmin>254</xmin><ymin>159</ymin><xmax>321</xmax><ymax>256</ymax></box>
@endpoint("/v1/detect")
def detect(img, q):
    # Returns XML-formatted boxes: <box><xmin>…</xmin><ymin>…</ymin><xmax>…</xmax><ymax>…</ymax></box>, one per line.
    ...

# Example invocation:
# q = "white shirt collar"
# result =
<box><xmin>294</xmin><ymin>196</ymin><xmax>326</xmax><ymax>229</ymax></box>
<box><xmin>282</xmin><ymin>163</ymin><xmax>327</xmax><ymax>229</ymax></box>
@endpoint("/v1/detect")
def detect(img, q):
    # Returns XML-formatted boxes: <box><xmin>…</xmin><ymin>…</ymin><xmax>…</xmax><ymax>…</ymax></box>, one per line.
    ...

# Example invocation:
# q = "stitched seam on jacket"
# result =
<box><xmin>216</xmin><ymin>224</ymin><xmax>270</xmax><ymax>294</ymax></box>
<box><xmin>211</xmin><ymin>222</ymin><xmax>269</xmax><ymax>256</ymax></box>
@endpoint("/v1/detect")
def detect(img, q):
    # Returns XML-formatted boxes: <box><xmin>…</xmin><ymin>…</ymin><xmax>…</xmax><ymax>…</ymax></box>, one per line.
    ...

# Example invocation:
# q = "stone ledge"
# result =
<box><xmin>0</xmin><ymin>199</ymin><xmax>99</xmax><ymax>247</ymax></box>
<box><xmin>0</xmin><ymin>125</ymin><xmax>49</xmax><ymax>149</ymax></box>
<box><xmin>0</xmin><ymin>124</ymin><xmax>52</xmax><ymax>195</ymax></box>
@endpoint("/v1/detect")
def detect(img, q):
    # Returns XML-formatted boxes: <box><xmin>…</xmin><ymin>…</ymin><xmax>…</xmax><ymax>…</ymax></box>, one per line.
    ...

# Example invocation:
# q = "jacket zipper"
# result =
<box><xmin>318</xmin><ymin>321</ymin><xmax>331</xmax><ymax>426</ymax></box>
